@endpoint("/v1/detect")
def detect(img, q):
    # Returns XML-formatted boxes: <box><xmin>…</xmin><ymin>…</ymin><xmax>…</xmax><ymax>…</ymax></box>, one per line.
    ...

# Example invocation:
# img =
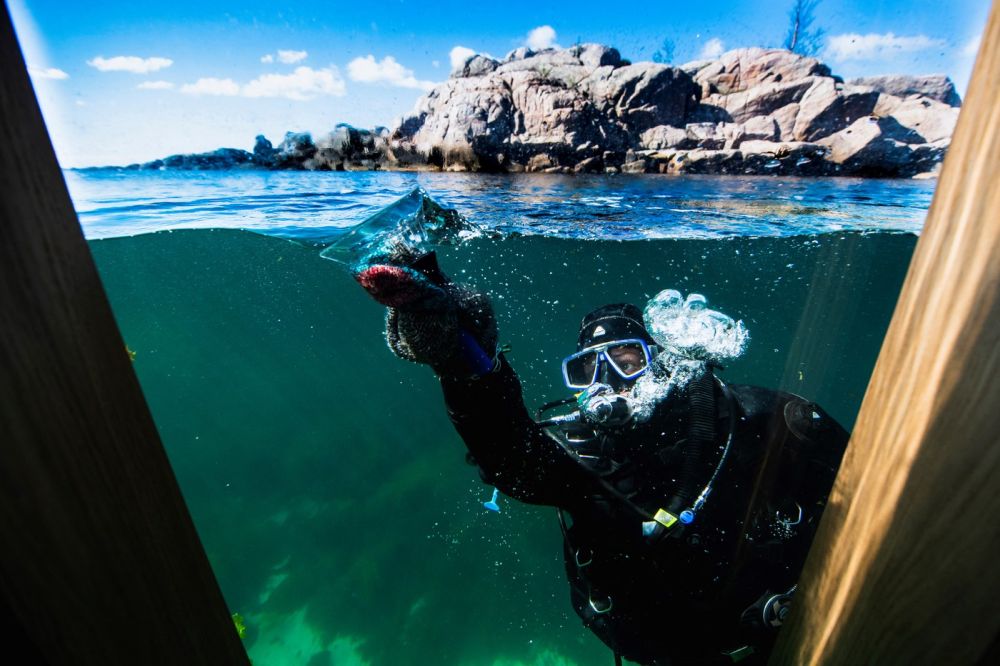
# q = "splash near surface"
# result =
<box><xmin>320</xmin><ymin>186</ymin><xmax>487</xmax><ymax>270</ymax></box>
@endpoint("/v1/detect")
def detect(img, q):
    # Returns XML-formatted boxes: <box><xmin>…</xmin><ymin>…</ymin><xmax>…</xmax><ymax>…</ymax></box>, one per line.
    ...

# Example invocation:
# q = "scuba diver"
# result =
<box><xmin>356</xmin><ymin>249</ymin><xmax>849</xmax><ymax>666</ymax></box>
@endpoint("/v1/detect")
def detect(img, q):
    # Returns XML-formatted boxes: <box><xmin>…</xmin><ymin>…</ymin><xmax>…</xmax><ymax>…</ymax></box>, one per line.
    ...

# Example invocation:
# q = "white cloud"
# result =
<box><xmin>87</xmin><ymin>55</ymin><xmax>173</xmax><ymax>74</ymax></box>
<box><xmin>180</xmin><ymin>77</ymin><xmax>240</xmax><ymax>96</ymax></box>
<box><xmin>432</xmin><ymin>60</ymin><xmax>440</xmax><ymax>68</ymax></box>
<box><xmin>137</xmin><ymin>80</ymin><xmax>174</xmax><ymax>90</ymax></box>
<box><xmin>347</xmin><ymin>55</ymin><xmax>436</xmax><ymax>91</ymax></box>
<box><xmin>449</xmin><ymin>46</ymin><xmax>476</xmax><ymax>70</ymax></box>
<box><xmin>699</xmin><ymin>38</ymin><xmax>725</xmax><ymax>59</ymax></box>
<box><xmin>526</xmin><ymin>25</ymin><xmax>557</xmax><ymax>50</ymax></box>
<box><xmin>177</xmin><ymin>66</ymin><xmax>345</xmax><ymax>100</ymax></box>
<box><xmin>824</xmin><ymin>32</ymin><xmax>945</xmax><ymax>62</ymax></box>
<box><xmin>963</xmin><ymin>34</ymin><xmax>982</xmax><ymax>58</ymax></box>
<box><xmin>277</xmin><ymin>49</ymin><xmax>308</xmax><ymax>64</ymax></box>
<box><xmin>261</xmin><ymin>50</ymin><xmax>309</xmax><ymax>64</ymax></box>
<box><xmin>29</xmin><ymin>66</ymin><xmax>69</xmax><ymax>80</ymax></box>
<box><xmin>242</xmin><ymin>66</ymin><xmax>346</xmax><ymax>100</ymax></box>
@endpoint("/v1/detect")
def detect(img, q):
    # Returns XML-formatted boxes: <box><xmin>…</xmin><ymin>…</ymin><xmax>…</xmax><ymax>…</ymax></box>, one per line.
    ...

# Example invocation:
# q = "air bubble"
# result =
<box><xmin>643</xmin><ymin>289</ymin><xmax>750</xmax><ymax>362</ymax></box>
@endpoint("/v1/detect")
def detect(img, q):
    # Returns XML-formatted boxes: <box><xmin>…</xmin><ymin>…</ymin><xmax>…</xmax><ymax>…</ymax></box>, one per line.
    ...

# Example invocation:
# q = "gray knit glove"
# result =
<box><xmin>356</xmin><ymin>252</ymin><xmax>498</xmax><ymax>377</ymax></box>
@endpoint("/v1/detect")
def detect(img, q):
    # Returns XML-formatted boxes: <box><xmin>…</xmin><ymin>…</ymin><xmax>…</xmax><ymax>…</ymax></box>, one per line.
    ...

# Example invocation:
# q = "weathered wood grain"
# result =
<box><xmin>0</xmin><ymin>4</ymin><xmax>250</xmax><ymax>664</ymax></box>
<box><xmin>770</xmin><ymin>3</ymin><xmax>1000</xmax><ymax>664</ymax></box>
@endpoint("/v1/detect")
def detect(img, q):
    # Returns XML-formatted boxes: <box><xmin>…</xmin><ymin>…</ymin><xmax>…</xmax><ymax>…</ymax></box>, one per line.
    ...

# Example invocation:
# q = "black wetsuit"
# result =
<box><xmin>441</xmin><ymin>355</ymin><xmax>849</xmax><ymax>666</ymax></box>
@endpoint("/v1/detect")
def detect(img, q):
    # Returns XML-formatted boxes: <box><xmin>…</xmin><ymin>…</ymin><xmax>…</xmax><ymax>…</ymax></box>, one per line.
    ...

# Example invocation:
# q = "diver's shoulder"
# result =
<box><xmin>723</xmin><ymin>382</ymin><xmax>799</xmax><ymax>419</ymax></box>
<box><xmin>724</xmin><ymin>381</ymin><xmax>849</xmax><ymax>445</ymax></box>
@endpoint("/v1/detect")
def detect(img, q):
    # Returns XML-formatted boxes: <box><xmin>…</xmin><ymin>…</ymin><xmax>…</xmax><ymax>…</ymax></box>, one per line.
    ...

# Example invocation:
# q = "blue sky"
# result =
<box><xmin>11</xmin><ymin>0</ymin><xmax>991</xmax><ymax>167</ymax></box>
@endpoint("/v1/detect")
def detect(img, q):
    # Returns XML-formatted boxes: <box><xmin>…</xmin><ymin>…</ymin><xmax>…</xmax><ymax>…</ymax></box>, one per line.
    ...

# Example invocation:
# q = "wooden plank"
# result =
<box><xmin>770</xmin><ymin>2</ymin><xmax>1000</xmax><ymax>664</ymax></box>
<box><xmin>0</xmin><ymin>4</ymin><xmax>250</xmax><ymax>664</ymax></box>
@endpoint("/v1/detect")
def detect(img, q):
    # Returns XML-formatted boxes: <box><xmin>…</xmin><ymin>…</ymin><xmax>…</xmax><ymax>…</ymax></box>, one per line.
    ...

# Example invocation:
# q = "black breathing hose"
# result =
<box><xmin>669</xmin><ymin>369</ymin><xmax>716</xmax><ymax>512</ymax></box>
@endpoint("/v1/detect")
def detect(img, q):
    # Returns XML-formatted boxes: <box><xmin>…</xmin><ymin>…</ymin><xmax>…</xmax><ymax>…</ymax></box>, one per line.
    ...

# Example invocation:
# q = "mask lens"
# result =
<box><xmin>606</xmin><ymin>342</ymin><xmax>649</xmax><ymax>378</ymax></box>
<box><xmin>564</xmin><ymin>351</ymin><xmax>598</xmax><ymax>388</ymax></box>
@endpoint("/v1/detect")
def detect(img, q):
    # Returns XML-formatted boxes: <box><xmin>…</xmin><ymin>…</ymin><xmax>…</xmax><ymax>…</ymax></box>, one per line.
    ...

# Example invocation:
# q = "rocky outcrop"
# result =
<box><xmin>129</xmin><ymin>147</ymin><xmax>254</xmax><ymax>170</ymax></box>
<box><xmin>848</xmin><ymin>74</ymin><xmax>961</xmax><ymax>107</ymax></box>
<box><xmin>131</xmin><ymin>125</ymin><xmax>394</xmax><ymax>171</ymax></box>
<box><xmin>130</xmin><ymin>44</ymin><xmax>961</xmax><ymax>177</ymax></box>
<box><xmin>688</xmin><ymin>48</ymin><xmax>833</xmax><ymax>96</ymax></box>
<box><xmin>385</xmin><ymin>45</ymin><xmax>958</xmax><ymax>177</ymax></box>
<box><xmin>389</xmin><ymin>44</ymin><xmax>699</xmax><ymax>172</ymax></box>
<box><xmin>816</xmin><ymin>116</ymin><xmax>946</xmax><ymax>177</ymax></box>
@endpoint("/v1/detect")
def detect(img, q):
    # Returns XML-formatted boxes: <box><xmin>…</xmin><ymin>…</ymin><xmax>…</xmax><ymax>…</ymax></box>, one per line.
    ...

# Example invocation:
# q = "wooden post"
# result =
<box><xmin>0</xmin><ymin>4</ymin><xmax>250</xmax><ymax>665</ymax></box>
<box><xmin>770</xmin><ymin>3</ymin><xmax>1000</xmax><ymax>664</ymax></box>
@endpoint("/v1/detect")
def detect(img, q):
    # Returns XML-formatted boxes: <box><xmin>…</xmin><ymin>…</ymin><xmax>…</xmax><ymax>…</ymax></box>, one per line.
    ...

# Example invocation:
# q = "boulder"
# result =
<box><xmin>699</xmin><ymin>77</ymin><xmax>817</xmax><ymax>123</ymax></box>
<box><xmin>679</xmin><ymin>58</ymin><xmax>715</xmax><ymax>78</ymax></box>
<box><xmin>640</xmin><ymin>125</ymin><xmax>690</xmax><ymax>150</ymax></box>
<box><xmin>817</xmin><ymin>116</ymin><xmax>943</xmax><ymax>176</ymax></box>
<box><xmin>252</xmin><ymin>135</ymin><xmax>276</xmax><ymax>167</ymax></box>
<box><xmin>793</xmin><ymin>79</ymin><xmax>880</xmax><ymax>142</ymax></box>
<box><xmin>495</xmin><ymin>49</ymin><xmax>587</xmax><ymax>75</ymax></box>
<box><xmin>693</xmin><ymin>48</ymin><xmax>832</xmax><ymax>95</ymax></box>
<box><xmin>394</xmin><ymin>78</ymin><xmax>517</xmax><ymax>170</ymax></box>
<box><xmin>453</xmin><ymin>54</ymin><xmax>500</xmax><ymax>79</ymax></box>
<box><xmin>573</xmin><ymin>43</ymin><xmax>623</xmax><ymax>69</ymax></box>
<box><xmin>739</xmin><ymin>140</ymin><xmax>829</xmax><ymax>173</ymax></box>
<box><xmin>272</xmin><ymin>131</ymin><xmax>317</xmax><ymax>169</ymax></box>
<box><xmin>873</xmin><ymin>95</ymin><xmax>959</xmax><ymax>144</ymax></box>
<box><xmin>738</xmin><ymin>139</ymin><xmax>824</xmax><ymax>156</ymax></box>
<box><xmin>526</xmin><ymin>153</ymin><xmax>556</xmax><ymax>171</ymax></box>
<box><xmin>849</xmin><ymin>74</ymin><xmax>961</xmax><ymax>107</ymax></box>
<box><xmin>573</xmin><ymin>156</ymin><xmax>604</xmax><ymax>173</ymax></box>
<box><xmin>312</xmin><ymin>124</ymin><xmax>390</xmax><ymax>170</ymax></box>
<box><xmin>621</xmin><ymin>158</ymin><xmax>650</xmax><ymax>173</ymax></box>
<box><xmin>503</xmin><ymin>47</ymin><xmax>535</xmax><ymax>62</ymax></box>
<box><xmin>684</xmin><ymin>122</ymin><xmax>745</xmax><ymax>149</ymax></box>
<box><xmin>741</xmin><ymin>116</ymin><xmax>780</xmax><ymax>143</ymax></box>
<box><xmin>583</xmin><ymin>63</ymin><xmax>700</xmax><ymax>132</ymax></box>
<box><xmin>768</xmin><ymin>104</ymin><xmax>800</xmax><ymax>141</ymax></box>
<box><xmin>667</xmin><ymin>149</ymin><xmax>743</xmax><ymax>174</ymax></box>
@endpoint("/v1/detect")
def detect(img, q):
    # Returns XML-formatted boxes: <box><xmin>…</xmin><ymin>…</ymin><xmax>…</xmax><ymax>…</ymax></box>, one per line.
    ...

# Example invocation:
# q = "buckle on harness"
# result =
<box><xmin>762</xmin><ymin>585</ymin><xmax>796</xmax><ymax>627</ymax></box>
<box><xmin>588</xmin><ymin>594</ymin><xmax>613</xmax><ymax>614</ymax></box>
<box><xmin>722</xmin><ymin>645</ymin><xmax>755</xmax><ymax>662</ymax></box>
<box><xmin>643</xmin><ymin>508</ymin><xmax>680</xmax><ymax>539</ymax></box>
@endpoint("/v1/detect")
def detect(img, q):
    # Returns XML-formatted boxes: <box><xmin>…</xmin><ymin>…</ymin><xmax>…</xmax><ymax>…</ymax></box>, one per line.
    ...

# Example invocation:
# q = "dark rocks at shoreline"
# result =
<box><xmin>132</xmin><ymin>147</ymin><xmax>254</xmax><ymax>170</ymax></box>
<box><xmin>126</xmin><ymin>45</ymin><xmax>961</xmax><ymax>178</ymax></box>
<box><xmin>127</xmin><ymin>124</ymin><xmax>392</xmax><ymax>172</ymax></box>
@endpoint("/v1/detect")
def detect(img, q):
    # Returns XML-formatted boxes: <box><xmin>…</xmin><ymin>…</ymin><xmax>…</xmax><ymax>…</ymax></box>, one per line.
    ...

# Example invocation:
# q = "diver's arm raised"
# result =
<box><xmin>356</xmin><ymin>251</ymin><xmax>592</xmax><ymax>508</ymax></box>
<box><xmin>439</xmin><ymin>354</ymin><xmax>596</xmax><ymax>506</ymax></box>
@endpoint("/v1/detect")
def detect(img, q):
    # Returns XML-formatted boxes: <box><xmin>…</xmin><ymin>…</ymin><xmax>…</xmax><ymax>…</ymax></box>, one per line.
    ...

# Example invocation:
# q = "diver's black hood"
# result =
<box><xmin>577</xmin><ymin>303</ymin><xmax>656</xmax><ymax>350</ymax></box>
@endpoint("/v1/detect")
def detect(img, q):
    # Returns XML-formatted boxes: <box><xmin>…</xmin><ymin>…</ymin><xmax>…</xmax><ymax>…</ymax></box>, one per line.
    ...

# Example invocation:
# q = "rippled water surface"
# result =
<box><xmin>68</xmin><ymin>169</ymin><xmax>933</xmax><ymax>241</ymax></box>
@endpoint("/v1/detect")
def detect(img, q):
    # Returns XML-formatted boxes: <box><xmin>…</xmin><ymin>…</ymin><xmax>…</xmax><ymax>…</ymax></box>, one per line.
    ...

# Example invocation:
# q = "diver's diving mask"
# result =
<box><xmin>562</xmin><ymin>339</ymin><xmax>655</xmax><ymax>389</ymax></box>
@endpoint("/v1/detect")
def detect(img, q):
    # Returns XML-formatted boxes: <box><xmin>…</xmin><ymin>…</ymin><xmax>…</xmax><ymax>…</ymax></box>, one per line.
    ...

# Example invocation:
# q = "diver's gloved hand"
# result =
<box><xmin>578</xmin><ymin>383</ymin><xmax>634</xmax><ymax>427</ymax></box>
<box><xmin>355</xmin><ymin>252</ymin><xmax>498</xmax><ymax>378</ymax></box>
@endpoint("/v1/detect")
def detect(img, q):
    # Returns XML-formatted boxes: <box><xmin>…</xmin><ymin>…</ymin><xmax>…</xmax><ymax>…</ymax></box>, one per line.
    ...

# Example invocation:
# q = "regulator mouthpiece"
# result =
<box><xmin>578</xmin><ymin>384</ymin><xmax>634</xmax><ymax>427</ymax></box>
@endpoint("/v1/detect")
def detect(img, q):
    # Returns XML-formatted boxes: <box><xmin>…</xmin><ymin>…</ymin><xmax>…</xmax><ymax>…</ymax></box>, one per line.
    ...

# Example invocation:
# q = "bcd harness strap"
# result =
<box><xmin>553</xmin><ymin>373</ymin><xmax>737</xmax><ymax>542</ymax></box>
<box><xmin>553</xmin><ymin>373</ymin><xmax>738</xmax><ymax>625</ymax></box>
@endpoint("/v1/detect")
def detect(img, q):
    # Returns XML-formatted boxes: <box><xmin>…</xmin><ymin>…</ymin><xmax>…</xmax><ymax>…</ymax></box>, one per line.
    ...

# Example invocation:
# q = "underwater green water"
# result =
<box><xmin>89</xmin><ymin>228</ymin><xmax>915</xmax><ymax>666</ymax></box>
